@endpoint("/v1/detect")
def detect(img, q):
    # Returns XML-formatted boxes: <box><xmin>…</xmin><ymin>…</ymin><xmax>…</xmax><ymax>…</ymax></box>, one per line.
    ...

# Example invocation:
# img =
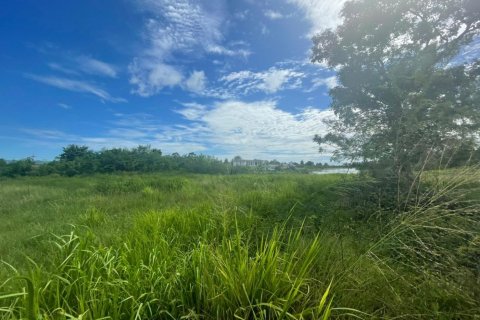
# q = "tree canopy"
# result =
<box><xmin>312</xmin><ymin>0</ymin><xmax>480</xmax><ymax>180</ymax></box>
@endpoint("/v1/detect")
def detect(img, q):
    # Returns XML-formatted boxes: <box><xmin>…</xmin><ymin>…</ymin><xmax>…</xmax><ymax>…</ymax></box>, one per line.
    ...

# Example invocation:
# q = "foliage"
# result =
<box><xmin>1</xmin><ymin>218</ymin><xmax>333</xmax><ymax>320</ymax></box>
<box><xmin>0</xmin><ymin>145</ymin><xmax>234</xmax><ymax>177</ymax></box>
<box><xmin>0</xmin><ymin>158</ymin><xmax>35</xmax><ymax>177</ymax></box>
<box><xmin>312</xmin><ymin>0</ymin><xmax>480</xmax><ymax>184</ymax></box>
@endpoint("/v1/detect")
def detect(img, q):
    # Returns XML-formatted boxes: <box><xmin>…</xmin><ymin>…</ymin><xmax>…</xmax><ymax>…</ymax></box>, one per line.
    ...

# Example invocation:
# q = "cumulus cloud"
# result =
<box><xmin>184</xmin><ymin>70</ymin><xmax>207</xmax><ymax>93</ymax></box>
<box><xmin>287</xmin><ymin>0</ymin><xmax>347</xmax><ymax>35</ymax></box>
<box><xmin>220</xmin><ymin>68</ymin><xmax>304</xmax><ymax>95</ymax></box>
<box><xmin>129</xmin><ymin>60</ymin><xmax>183</xmax><ymax>96</ymax></box>
<box><xmin>309</xmin><ymin>75</ymin><xmax>338</xmax><ymax>91</ymax></box>
<box><xmin>26</xmin><ymin>74</ymin><xmax>126</xmax><ymax>103</ymax></box>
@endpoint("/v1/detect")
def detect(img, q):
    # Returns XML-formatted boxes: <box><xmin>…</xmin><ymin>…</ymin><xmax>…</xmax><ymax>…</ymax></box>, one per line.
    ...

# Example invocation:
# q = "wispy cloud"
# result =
<box><xmin>48</xmin><ymin>56</ymin><xmax>117</xmax><ymax>78</ymax></box>
<box><xmin>174</xmin><ymin>102</ymin><xmax>207</xmax><ymax>121</ymax></box>
<box><xmin>287</xmin><ymin>0</ymin><xmax>347</xmax><ymax>35</ymax></box>
<box><xmin>26</xmin><ymin>74</ymin><xmax>126</xmax><ymax>103</ymax></box>
<box><xmin>47</xmin><ymin>63</ymin><xmax>79</xmax><ymax>76</ymax></box>
<box><xmin>220</xmin><ymin>68</ymin><xmax>304</xmax><ymax>95</ymax></box>
<box><xmin>264</xmin><ymin>10</ymin><xmax>284</xmax><ymax>20</ymax></box>
<box><xmin>75</xmin><ymin>56</ymin><xmax>118</xmax><ymax>78</ymax></box>
<box><xmin>57</xmin><ymin>103</ymin><xmax>72</xmax><ymax>109</ymax></box>
<box><xmin>39</xmin><ymin>53</ymin><xmax>120</xmax><ymax>102</ymax></box>
<box><xmin>129</xmin><ymin>0</ymin><xmax>249</xmax><ymax>96</ymax></box>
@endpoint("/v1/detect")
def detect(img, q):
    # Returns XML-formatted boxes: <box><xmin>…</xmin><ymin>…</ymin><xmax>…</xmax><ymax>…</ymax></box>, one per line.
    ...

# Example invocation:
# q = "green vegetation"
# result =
<box><xmin>1</xmin><ymin>171</ymin><xmax>479</xmax><ymax>319</ymax></box>
<box><xmin>0</xmin><ymin>145</ymin><xmax>342</xmax><ymax>178</ymax></box>
<box><xmin>1</xmin><ymin>1</ymin><xmax>479</xmax><ymax>319</ymax></box>
<box><xmin>312</xmin><ymin>0</ymin><xmax>480</xmax><ymax>192</ymax></box>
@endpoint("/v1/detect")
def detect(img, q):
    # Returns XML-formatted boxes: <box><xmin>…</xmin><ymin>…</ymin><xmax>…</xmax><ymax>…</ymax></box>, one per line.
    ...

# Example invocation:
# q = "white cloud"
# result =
<box><xmin>175</xmin><ymin>100</ymin><xmax>335</xmax><ymax>161</ymax></box>
<box><xmin>18</xmin><ymin>100</ymin><xmax>335</xmax><ymax>161</ymax></box>
<box><xmin>129</xmin><ymin>61</ymin><xmax>183</xmax><ymax>96</ymax></box>
<box><xmin>220</xmin><ymin>68</ymin><xmax>304</xmax><ymax>95</ymax></box>
<box><xmin>47</xmin><ymin>63</ymin><xmax>79</xmax><ymax>76</ymax></box>
<box><xmin>174</xmin><ymin>102</ymin><xmax>206</xmax><ymax>120</ymax></box>
<box><xmin>264</xmin><ymin>10</ymin><xmax>284</xmax><ymax>20</ymax></box>
<box><xmin>57</xmin><ymin>103</ymin><xmax>72</xmax><ymax>109</ymax></box>
<box><xmin>309</xmin><ymin>75</ymin><xmax>338</xmax><ymax>91</ymax></box>
<box><xmin>261</xmin><ymin>24</ymin><xmax>270</xmax><ymax>35</ymax></box>
<box><xmin>260</xmin><ymin>69</ymin><xmax>297</xmax><ymax>93</ymax></box>
<box><xmin>288</xmin><ymin>0</ymin><xmax>347</xmax><ymax>34</ymax></box>
<box><xmin>76</xmin><ymin>56</ymin><xmax>118</xmax><ymax>78</ymax></box>
<box><xmin>234</xmin><ymin>10</ymin><xmax>249</xmax><ymax>20</ymax></box>
<box><xmin>26</xmin><ymin>74</ymin><xmax>126</xmax><ymax>103</ymax></box>
<box><xmin>184</xmin><ymin>70</ymin><xmax>207</xmax><ymax>94</ymax></box>
<box><xmin>48</xmin><ymin>57</ymin><xmax>117</xmax><ymax>78</ymax></box>
<box><xmin>129</xmin><ymin>0</ymin><xmax>248</xmax><ymax>96</ymax></box>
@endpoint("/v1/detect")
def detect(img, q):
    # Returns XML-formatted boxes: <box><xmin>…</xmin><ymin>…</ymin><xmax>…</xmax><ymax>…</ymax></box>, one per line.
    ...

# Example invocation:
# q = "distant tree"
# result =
<box><xmin>131</xmin><ymin>145</ymin><xmax>162</xmax><ymax>171</ymax></box>
<box><xmin>305</xmin><ymin>161</ymin><xmax>315</xmax><ymax>167</ymax></box>
<box><xmin>57</xmin><ymin>145</ymin><xmax>96</xmax><ymax>176</ymax></box>
<box><xmin>312</xmin><ymin>0</ymin><xmax>480</xmax><ymax>189</ymax></box>
<box><xmin>3</xmin><ymin>158</ymin><xmax>34</xmax><ymax>177</ymax></box>
<box><xmin>97</xmin><ymin>148</ymin><xmax>132</xmax><ymax>173</ymax></box>
<box><xmin>0</xmin><ymin>159</ymin><xmax>7</xmax><ymax>176</ymax></box>
<box><xmin>59</xmin><ymin>145</ymin><xmax>92</xmax><ymax>162</ymax></box>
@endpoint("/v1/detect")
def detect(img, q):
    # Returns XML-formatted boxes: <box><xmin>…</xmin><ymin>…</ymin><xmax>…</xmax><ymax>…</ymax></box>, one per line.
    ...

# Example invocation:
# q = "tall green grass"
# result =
<box><xmin>1</xmin><ymin>171</ymin><xmax>479</xmax><ymax>319</ymax></box>
<box><xmin>1</xmin><ymin>210</ymin><xmax>334</xmax><ymax>319</ymax></box>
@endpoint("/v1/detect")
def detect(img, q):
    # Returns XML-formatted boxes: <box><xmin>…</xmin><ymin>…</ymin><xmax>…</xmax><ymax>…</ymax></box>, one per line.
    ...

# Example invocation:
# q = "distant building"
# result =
<box><xmin>232</xmin><ymin>156</ymin><xmax>268</xmax><ymax>167</ymax></box>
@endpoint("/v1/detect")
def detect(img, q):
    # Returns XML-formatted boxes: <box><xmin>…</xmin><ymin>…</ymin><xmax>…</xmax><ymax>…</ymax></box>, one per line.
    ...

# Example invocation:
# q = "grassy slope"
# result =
<box><xmin>0</xmin><ymin>172</ymin><xmax>479</xmax><ymax>319</ymax></box>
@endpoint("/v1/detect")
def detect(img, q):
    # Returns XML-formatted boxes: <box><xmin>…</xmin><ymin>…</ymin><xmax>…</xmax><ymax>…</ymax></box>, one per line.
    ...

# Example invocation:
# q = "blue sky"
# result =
<box><xmin>0</xmin><ymin>0</ymin><xmax>349</xmax><ymax>162</ymax></box>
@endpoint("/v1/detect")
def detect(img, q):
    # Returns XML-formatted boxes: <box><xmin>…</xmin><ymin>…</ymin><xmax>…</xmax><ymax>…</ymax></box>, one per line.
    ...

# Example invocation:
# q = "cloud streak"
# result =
<box><xmin>76</xmin><ymin>56</ymin><xmax>118</xmax><ymax>78</ymax></box>
<box><xmin>26</xmin><ymin>74</ymin><xmax>126</xmax><ymax>103</ymax></box>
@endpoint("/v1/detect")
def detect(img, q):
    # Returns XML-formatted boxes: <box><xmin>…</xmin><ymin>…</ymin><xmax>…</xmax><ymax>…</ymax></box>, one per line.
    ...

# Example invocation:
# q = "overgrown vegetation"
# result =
<box><xmin>0</xmin><ymin>171</ymin><xmax>479</xmax><ymax>319</ymax></box>
<box><xmin>312</xmin><ymin>0</ymin><xmax>480</xmax><ymax>198</ymax></box>
<box><xmin>1</xmin><ymin>1</ymin><xmax>480</xmax><ymax>319</ymax></box>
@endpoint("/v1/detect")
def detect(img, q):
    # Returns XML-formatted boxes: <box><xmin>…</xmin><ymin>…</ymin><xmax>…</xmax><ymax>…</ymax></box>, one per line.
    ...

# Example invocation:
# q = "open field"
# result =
<box><xmin>1</xmin><ymin>172</ymin><xmax>479</xmax><ymax>319</ymax></box>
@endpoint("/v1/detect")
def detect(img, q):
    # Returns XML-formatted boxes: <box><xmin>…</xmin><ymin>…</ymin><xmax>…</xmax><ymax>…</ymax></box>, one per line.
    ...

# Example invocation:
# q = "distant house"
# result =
<box><xmin>232</xmin><ymin>156</ymin><xmax>268</xmax><ymax>167</ymax></box>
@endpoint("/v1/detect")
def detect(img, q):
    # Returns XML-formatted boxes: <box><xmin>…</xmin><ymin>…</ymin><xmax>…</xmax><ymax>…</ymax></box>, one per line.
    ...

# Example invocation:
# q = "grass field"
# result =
<box><xmin>0</xmin><ymin>172</ymin><xmax>479</xmax><ymax>319</ymax></box>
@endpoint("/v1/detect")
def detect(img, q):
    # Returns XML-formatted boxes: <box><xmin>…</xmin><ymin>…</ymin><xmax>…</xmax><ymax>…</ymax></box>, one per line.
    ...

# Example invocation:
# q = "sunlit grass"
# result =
<box><xmin>0</xmin><ymin>171</ymin><xmax>479</xmax><ymax>318</ymax></box>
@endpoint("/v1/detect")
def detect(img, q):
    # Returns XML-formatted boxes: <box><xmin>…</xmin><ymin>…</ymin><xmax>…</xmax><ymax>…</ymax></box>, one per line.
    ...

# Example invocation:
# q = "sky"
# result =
<box><xmin>0</xmin><ymin>0</ymin><xmax>349</xmax><ymax>162</ymax></box>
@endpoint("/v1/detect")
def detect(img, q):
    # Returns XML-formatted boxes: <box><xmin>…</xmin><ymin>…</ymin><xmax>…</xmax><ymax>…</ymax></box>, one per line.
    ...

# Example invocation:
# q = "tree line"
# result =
<box><xmin>0</xmin><ymin>145</ymin><xmax>338</xmax><ymax>177</ymax></box>
<box><xmin>0</xmin><ymin>145</ymin><xmax>233</xmax><ymax>177</ymax></box>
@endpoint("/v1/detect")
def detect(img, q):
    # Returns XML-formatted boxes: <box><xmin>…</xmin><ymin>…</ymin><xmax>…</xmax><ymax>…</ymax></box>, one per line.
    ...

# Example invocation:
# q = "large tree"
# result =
<box><xmin>312</xmin><ymin>0</ymin><xmax>480</xmax><ymax>183</ymax></box>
